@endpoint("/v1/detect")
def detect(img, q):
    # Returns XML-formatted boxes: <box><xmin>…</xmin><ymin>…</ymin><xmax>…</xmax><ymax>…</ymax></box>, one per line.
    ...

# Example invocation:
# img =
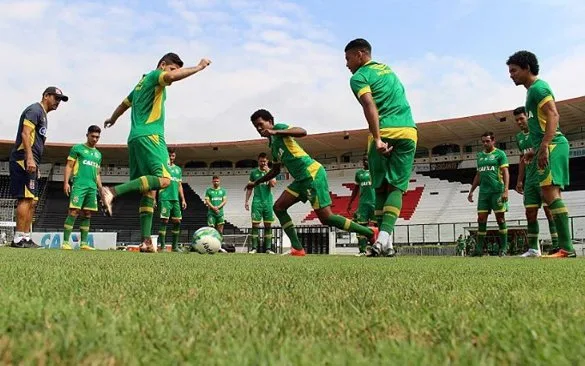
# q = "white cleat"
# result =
<box><xmin>266</xmin><ymin>250</ymin><xmax>276</xmax><ymax>255</ymax></box>
<box><xmin>355</xmin><ymin>252</ymin><xmax>367</xmax><ymax>257</ymax></box>
<box><xmin>520</xmin><ymin>248</ymin><xmax>541</xmax><ymax>257</ymax></box>
<box><xmin>249</xmin><ymin>249</ymin><xmax>257</xmax><ymax>254</ymax></box>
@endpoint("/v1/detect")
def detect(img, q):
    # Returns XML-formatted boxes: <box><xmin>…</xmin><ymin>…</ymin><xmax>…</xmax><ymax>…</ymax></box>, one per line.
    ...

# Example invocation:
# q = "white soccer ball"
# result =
<box><xmin>191</xmin><ymin>226</ymin><xmax>222</xmax><ymax>254</ymax></box>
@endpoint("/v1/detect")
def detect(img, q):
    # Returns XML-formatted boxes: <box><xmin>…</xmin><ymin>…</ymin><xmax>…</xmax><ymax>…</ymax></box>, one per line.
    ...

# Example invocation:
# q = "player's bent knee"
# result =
<box><xmin>82</xmin><ymin>210</ymin><xmax>92</xmax><ymax>218</ymax></box>
<box><xmin>69</xmin><ymin>209</ymin><xmax>80</xmax><ymax>217</ymax></box>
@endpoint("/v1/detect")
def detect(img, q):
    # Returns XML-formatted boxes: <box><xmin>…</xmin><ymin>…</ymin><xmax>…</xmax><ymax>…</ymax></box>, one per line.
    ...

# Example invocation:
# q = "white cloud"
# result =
<box><xmin>0</xmin><ymin>0</ymin><xmax>583</xmax><ymax>148</ymax></box>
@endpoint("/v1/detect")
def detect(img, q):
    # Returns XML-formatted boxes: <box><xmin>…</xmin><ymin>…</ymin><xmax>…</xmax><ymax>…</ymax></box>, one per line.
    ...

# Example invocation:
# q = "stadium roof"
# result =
<box><xmin>1</xmin><ymin>96</ymin><xmax>584</xmax><ymax>164</ymax></box>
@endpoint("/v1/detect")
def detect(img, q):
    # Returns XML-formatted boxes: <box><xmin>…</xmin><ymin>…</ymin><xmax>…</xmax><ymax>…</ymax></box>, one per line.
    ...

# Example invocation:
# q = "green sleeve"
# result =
<box><xmin>350</xmin><ymin>72</ymin><xmax>370</xmax><ymax>98</ymax></box>
<box><xmin>499</xmin><ymin>151</ymin><xmax>509</xmax><ymax>167</ymax></box>
<box><xmin>532</xmin><ymin>82</ymin><xmax>555</xmax><ymax>108</ymax></box>
<box><xmin>67</xmin><ymin>145</ymin><xmax>79</xmax><ymax>161</ymax></box>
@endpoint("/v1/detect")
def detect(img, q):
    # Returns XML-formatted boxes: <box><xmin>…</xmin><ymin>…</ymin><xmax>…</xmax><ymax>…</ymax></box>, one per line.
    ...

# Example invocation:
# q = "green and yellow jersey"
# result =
<box><xmin>269</xmin><ymin>123</ymin><xmax>322</xmax><ymax>181</ymax></box>
<box><xmin>350</xmin><ymin>60</ymin><xmax>417</xmax><ymax>142</ymax></box>
<box><xmin>67</xmin><ymin>144</ymin><xmax>102</xmax><ymax>190</ymax></box>
<box><xmin>476</xmin><ymin>149</ymin><xmax>508</xmax><ymax>194</ymax></box>
<box><xmin>525</xmin><ymin>79</ymin><xmax>568</xmax><ymax>149</ymax></box>
<box><xmin>124</xmin><ymin>69</ymin><xmax>170</xmax><ymax>142</ymax></box>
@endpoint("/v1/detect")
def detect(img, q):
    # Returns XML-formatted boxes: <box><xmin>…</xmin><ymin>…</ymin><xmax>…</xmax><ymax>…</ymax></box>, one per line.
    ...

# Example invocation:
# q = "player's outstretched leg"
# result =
<box><xmin>315</xmin><ymin>207</ymin><xmax>376</xmax><ymax>250</ymax></box>
<box><xmin>273</xmin><ymin>191</ymin><xmax>305</xmax><ymax>256</ymax></box>
<box><xmin>79</xmin><ymin>210</ymin><xmax>95</xmax><ymax>251</ymax></box>
<box><xmin>62</xmin><ymin>209</ymin><xmax>79</xmax><ymax>250</ymax></box>
<box><xmin>100</xmin><ymin>176</ymin><xmax>168</xmax><ymax>217</ymax></box>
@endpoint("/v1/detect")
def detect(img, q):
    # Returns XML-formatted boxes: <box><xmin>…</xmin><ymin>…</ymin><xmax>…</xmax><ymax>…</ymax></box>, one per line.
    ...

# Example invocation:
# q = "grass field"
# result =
<box><xmin>1</xmin><ymin>248</ymin><xmax>584</xmax><ymax>365</ymax></box>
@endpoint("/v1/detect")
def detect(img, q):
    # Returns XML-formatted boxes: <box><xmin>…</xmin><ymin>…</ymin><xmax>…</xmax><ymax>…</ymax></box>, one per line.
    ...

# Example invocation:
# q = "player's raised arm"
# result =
<box><xmin>163</xmin><ymin>58</ymin><xmax>212</xmax><ymax>84</ymax></box>
<box><xmin>266</xmin><ymin>127</ymin><xmax>306</xmax><ymax>138</ymax></box>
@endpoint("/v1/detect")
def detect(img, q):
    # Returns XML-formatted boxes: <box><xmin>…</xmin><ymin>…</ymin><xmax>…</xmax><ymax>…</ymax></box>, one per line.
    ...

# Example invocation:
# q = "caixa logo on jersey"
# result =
<box><xmin>39</xmin><ymin>232</ymin><xmax>95</xmax><ymax>249</ymax></box>
<box><xmin>39</xmin><ymin>127</ymin><xmax>47</xmax><ymax>137</ymax></box>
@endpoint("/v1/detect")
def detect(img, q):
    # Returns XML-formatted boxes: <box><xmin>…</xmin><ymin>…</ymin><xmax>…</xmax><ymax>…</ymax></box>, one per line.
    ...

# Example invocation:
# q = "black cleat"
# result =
<box><xmin>9</xmin><ymin>240</ymin><xmax>25</xmax><ymax>248</ymax></box>
<box><xmin>23</xmin><ymin>239</ymin><xmax>41</xmax><ymax>249</ymax></box>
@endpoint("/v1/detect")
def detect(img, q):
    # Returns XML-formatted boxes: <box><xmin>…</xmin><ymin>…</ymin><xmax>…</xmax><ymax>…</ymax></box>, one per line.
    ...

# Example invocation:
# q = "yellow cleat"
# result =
<box><xmin>80</xmin><ymin>244</ymin><xmax>96</xmax><ymax>251</ymax></box>
<box><xmin>61</xmin><ymin>243</ymin><xmax>73</xmax><ymax>250</ymax></box>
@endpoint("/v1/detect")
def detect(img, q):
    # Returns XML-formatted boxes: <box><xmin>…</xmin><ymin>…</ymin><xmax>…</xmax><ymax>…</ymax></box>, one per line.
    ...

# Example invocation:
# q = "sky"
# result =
<box><xmin>0</xmin><ymin>0</ymin><xmax>584</xmax><ymax>145</ymax></box>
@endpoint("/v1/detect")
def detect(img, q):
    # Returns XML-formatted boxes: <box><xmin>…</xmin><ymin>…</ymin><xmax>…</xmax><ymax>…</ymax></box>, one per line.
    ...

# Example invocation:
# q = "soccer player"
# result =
<box><xmin>507</xmin><ymin>50</ymin><xmax>575</xmax><ymax>257</ymax></box>
<box><xmin>513</xmin><ymin>107</ymin><xmax>558</xmax><ymax>257</ymax></box>
<box><xmin>156</xmin><ymin>147</ymin><xmax>186</xmax><ymax>252</ymax></box>
<box><xmin>246</xmin><ymin>109</ymin><xmax>377</xmax><ymax>257</ymax></box>
<box><xmin>9</xmin><ymin>86</ymin><xmax>68</xmax><ymax>248</ymax></box>
<box><xmin>345</xmin><ymin>38</ymin><xmax>417</xmax><ymax>257</ymax></box>
<box><xmin>467</xmin><ymin>132</ymin><xmax>510</xmax><ymax>256</ymax></box>
<box><xmin>245</xmin><ymin>153</ymin><xmax>276</xmax><ymax>254</ymax></box>
<box><xmin>62</xmin><ymin>125</ymin><xmax>103</xmax><ymax>250</ymax></box>
<box><xmin>347</xmin><ymin>154</ymin><xmax>375</xmax><ymax>256</ymax></box>
<box><xmin>205</xmin><ymin>176</ymin><xmax>227</xmax><ymax>235</ymax></box>
<box><xmin>100</xmin><ymin>53</ymin><xmax>211</xmax><ymax>253</ymax></box>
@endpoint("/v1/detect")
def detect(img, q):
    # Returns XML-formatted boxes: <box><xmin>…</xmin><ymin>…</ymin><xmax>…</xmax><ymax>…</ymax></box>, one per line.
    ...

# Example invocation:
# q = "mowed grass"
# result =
<box><xmin>1</xmin><ymin>249</ymin><xmax>585</xmax><ymax>365</ymax></box>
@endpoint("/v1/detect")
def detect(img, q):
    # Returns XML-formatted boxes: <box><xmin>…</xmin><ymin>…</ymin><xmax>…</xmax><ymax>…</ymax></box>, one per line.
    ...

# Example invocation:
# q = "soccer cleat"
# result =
<box><xmin>61</xmin><ymin>243</ymin><xmax>73</xmax><ymax>250</ymax></box>
<box><xmin>80</xmin><ymin>244</ymin><xmax>96</xmax><ymax>251</ymax></box>
<box><xmin>282</xmin><ymin>248</ymin><xmax>306</xmax><ymax>256</ymax></box>
<box><xmin>139</xmin><ymin>238</ymin><xmax>156</xmax><ymax>253</ymax></box>
<box><xmin>366</xmin><ymin>243</ymin><xmax>383</xmax><ymax>257</ymax></box>
<box><xmin>249</xmin><ymin>249</ymin><xmax>257</xmax><ymax>254</ymax></box>
<box><xmin>547</xmin><ymin>247</ymin><xmax>560</xmax><ymax>255</ymax></box>
<box><xmin>99</xmin><ymin>187</ymin><xmax>114</xmax><ymax>217</ymax></box>
<box><xmin>9</xmin><ymin>240</ymin><xmax>25</xmax><ymax>248</ymax></box>
<box><xmin>520</xmin><ymin>248</ymin><xmax>541</xmax><ymax>257</ymax></box>
<box><xmin>23</xmin><ymin>239</ymin><xmax>41</xmax><ymax>249</ymax></box>
<box><xmin>266</xmin><ymin>250</ymin><xmax>276</xmax><ymax>255</ymax></box>
<box><xmin>384</xmin><ymin>247</ymin><xmax>397</xmax><ymax>257</ymax></box>
<box><xmin>355</xmin><ymin>252</ymin><xmax>367</xmax><ymax>257</ymax></box>
<box><xmin>543</xmin><ymin>249</ymin><xmax>576</xmax><ymax>258</ymax></box>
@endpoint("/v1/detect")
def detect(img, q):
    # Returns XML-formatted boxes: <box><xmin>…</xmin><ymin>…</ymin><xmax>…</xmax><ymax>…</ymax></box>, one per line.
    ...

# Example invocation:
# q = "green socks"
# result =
<box><xmin>380</xmin><ymin>190</ymin><xmax>402</xmax><ymax>234</ymax></box>
<box><xmin>498</xmin><ymin>221</ymin><xmax>508</xmax><ymax>255</ymax></box>
<box><xmin>79</xmin><ymin>217</ymin><xmax>90</xmax><ymax>245</ymax></box>
<box><xmin>251</xmin><ymin>227</ymin><xmax>259</xmax><ymax>250</ymax></box>
<box><xmin>548</xmin><ymin>199</ymin><xmax>574</xmax><ymax>252</ymax></box>
<box><xmin>375</xmin><ymin>191</ymin><xmax>385</xmax><ymax>227</ymax></box>
<box><xmin>264</xmin><ymin>231</ymin><xmax>273</xmax><ymax>252</ymax></box>
<box><xmin>171</xmin><ymin>222</ymin><xmax>180</xmax><ymax>250</ymax></box>
<box><xmin>114</xmin><ymin>176</ymin><xmax>162</xmax><ymax>196</ymax></box>
<box><xmin>527</xmin><ymin>221</ymin><xmax>539</xmax><ymax>250</ymax></box>
<box><xmin>158</xmin><ymin>223</ymin><xmax>167</xmax><ymax>250</ymax></box>
<box><xmin>476</xmin><ymin>222</ymin><xmax>487</xmax><ymax>255</ymax></box>
<box><xmin>139</xmin><ymin>196</ymin><xmax>155</xmax><ymax>241</ymax></box>
<box><xmin>63</xmin><ymin>215</ymin><xmax>77</xmax><ymax>243</ymax></box>
<box><xmin>275</xmin><ymin>210</ymin><xmax>303</xmax><ymax>250</ymax></box>
<box><xmin>325</xmin><ymin>214</ymin><xmax>373</xmax><ymax>237</ymax></box>
<box><xmin>548</xmin><ymin>219</ymin><xmax>559</xmax><ymax>250</ymax></box>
